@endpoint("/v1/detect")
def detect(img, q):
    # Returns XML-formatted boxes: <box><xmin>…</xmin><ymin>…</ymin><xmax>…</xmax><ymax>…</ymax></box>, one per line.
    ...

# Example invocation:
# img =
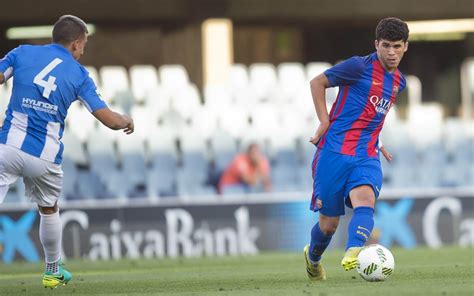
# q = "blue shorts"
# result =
<box><xmin>310</xmin><ymin>148</ymin><xmax>382</xmax><ymax>217</ymax></box>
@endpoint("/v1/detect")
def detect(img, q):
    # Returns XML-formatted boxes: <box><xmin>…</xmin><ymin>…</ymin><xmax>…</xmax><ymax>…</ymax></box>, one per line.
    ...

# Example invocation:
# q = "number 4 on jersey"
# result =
<box><xmin>33</xmin><ymin>58</ymin><xmax>63</xmax><ymax>99</ymax></box>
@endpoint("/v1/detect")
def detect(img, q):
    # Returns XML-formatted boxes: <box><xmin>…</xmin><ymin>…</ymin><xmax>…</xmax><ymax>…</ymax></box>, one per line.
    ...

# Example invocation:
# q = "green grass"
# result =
<box><xmin>0</xmin><ymin>247</ymin><xmax>473</xmax><ymax>295</ymax></box>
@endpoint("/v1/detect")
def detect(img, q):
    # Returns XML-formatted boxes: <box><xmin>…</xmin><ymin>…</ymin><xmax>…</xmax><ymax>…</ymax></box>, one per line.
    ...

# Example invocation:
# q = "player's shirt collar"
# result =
<box><xmin>371</xmin><ymin>52</ymin><xmax>398</xmax><ymax>75</ymax></box>
<box><xmin>50</xmin><ymin>43</ymin><xmax>73</xmax><ymax>57</ymax></box>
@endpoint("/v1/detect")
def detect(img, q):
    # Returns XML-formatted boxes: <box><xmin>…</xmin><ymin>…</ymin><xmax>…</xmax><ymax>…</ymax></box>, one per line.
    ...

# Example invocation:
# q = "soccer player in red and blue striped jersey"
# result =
<box><xmin>303</xmin><ymin>17</ymin><xmax>409</xmax><ymax>280</ymax></box>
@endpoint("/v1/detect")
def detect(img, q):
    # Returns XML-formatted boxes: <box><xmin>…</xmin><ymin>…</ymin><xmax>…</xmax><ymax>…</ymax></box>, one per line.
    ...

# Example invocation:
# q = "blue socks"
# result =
<box><xmin>308</xmin><ymin>222</ymin><xmax>333</xmax><ymax>262</ymax></box>
<box><xmin>308</xmin><ymin>206</ymin><xmax>375</xmax><ymax>261</ymax></box>
<box><xmin>346</xmin><ymin>206</ymin><xmax>374</xmax><ymax>250</ymax></box>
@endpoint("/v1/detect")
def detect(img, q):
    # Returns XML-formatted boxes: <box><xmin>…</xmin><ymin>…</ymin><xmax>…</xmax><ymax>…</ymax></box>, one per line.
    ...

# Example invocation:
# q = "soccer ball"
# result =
<box><xmin>356</xmin><ymin>244</ymin><xmax>395</xmax><ymax>281</ymax></box>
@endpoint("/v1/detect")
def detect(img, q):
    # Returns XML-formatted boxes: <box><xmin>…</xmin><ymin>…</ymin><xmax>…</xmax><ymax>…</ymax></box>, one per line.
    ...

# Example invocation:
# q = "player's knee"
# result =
<box><xmin>38</xmin><ymin>203</ymin><xmax>58</xmax><ymax>215</ymax></box>
<box><xmin>352</xmin><ymin>196</ymin><xmax>375</xmax><ymax>208</ymax></box>
<box><xmin>321</xmin><ymin>223</ymin><xmax>338</xmax><ymax>235</ymax></box>
<box><xmin>350</xmin><ymin>185</ymin><xmax>376</xmax><ymax>208</ymax></box>
<box><xmin>319</xmin><ymin>216</ymin><xmax>339</xmax><ymax>235</ymax></box>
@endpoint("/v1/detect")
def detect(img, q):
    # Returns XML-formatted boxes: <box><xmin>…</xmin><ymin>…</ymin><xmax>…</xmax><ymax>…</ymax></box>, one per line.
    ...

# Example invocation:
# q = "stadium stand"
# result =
<box><xmin>0</xmin><ymin>61</ymin><xmax>473</xmax><ymax>202</ymax></box>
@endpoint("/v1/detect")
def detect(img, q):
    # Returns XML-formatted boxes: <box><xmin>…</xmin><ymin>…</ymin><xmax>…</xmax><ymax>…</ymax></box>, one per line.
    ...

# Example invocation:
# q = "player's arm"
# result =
<box><xmin>0</xmin><ymin>46</ymin><xmax>19</xmax><ymax>85</ymax></box>
<box><xmin>309</xmin><ymin>74</ymin><xmax>331</xmax><ymax>145</ymax></box>
<box><xmin>93</xmin><ymin>108</ymin><xmax>134</xmax><ymax>134</ymax></box>
<box><xmin>78</xmin><ymin>73</ymin><xmax>134</xmax><ymax>134</ymax></box>
<box><xmin>378</xmin><ymin>139</ymin><xmax>393</xmax><ymax>162</ymax></box>
<box><xmin>309</xmin><ymin>56</ymin><xmax>366</xmax><ymax>145</ymax></box>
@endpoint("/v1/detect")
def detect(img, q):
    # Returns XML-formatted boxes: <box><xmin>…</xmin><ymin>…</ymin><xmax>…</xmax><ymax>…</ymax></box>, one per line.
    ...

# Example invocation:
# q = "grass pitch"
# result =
<box><xmin>0</xmin><ymin>247</ymin><xmax>472</xmax><ymax>295</ymax></box>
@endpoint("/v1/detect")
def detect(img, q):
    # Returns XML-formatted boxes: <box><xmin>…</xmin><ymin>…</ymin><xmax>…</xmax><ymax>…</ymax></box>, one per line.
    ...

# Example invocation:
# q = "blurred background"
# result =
<box><xmin>0</xmin><ymin>0</ymin><xmax>473</xmax><ymax>263</ymax></box>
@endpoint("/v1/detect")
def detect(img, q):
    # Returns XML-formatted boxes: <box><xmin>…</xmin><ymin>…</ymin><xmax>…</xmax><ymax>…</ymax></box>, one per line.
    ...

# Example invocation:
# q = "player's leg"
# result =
<box><xmin>347</xmin><ymin>185</ymin><xmax>376</xmax><ymax>249</ymax></box>
<box><xmin>38</xmin><ymin>203</ymin><xmax>62</xmax><ymax>270</ymax></box>
<box><xmin>0</xmin><ymin>144</ymin><xmax>21</xmax><ymax>203</ymax></box>
<box><xmin>305</xmin><ymin>149</ymin><xmax>350</xmax><ymax>280</ymax></box>
<box><xmin>308</xmin><ymin>214</ymin><xmax>339</xmax><ymax>263</ymax></box>
<box><xmin>341</xmin><ymin>157</ymin><xmax>382</xmax><ymax>271</ymax></box>
<box><xmin>37</xmin><ymin>203</ymin><xmax>71</xmax><ymax>289</ymax></box>
<box><xmin>305</xmin><ymin>214</ymin><xmax>339</xmax><ymax>281</ymax></box>
<box><xmin>341</xmin><ymin>185</ymin><xmax>376</xmax><ymax>270</ymax></box>
<box><xmin>0</xmin><ymin>184</ymin><xmax>9</xmax><ymax>203</ymax></box>
<box><xmin>23</xmin><ymin>156</ymin><xmax>71</xmax><ymax>288</ymax></box>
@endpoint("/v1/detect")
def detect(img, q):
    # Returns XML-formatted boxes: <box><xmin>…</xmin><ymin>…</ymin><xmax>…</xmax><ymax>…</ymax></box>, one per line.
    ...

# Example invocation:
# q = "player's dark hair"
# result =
<box><xmin>376</xmin><ymin>17</ymin><xmax>409</xmax><ymax>42</ymax></box>
<box><xmin>52</xmin><ymin>15</ymin><xmax>88</xmax><ymax>44</ymax></box>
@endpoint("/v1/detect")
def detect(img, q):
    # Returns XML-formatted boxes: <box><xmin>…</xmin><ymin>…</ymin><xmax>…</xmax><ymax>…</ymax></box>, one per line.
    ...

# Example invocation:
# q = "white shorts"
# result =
<box><xmin>0</xmin><ymin>144</ymin><xmax>63</xmax><ymax>207</ymax></box>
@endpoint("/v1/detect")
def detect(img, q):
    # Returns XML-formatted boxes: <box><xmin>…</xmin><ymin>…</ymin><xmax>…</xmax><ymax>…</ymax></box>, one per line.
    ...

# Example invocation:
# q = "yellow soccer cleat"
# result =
<box><xmin>341</xmin><ymin>247</ymin><xmax>362</xmax><ymax>271</ymax></box>
<box><xmin>303</xmin><ymin>244</ymin><xmax>326</xmax><ymax>281</ymax></box>
<box><xmin>42</xmin><ymin>261</ymin><xmax>72</xmax><ymax>289</ymax></box>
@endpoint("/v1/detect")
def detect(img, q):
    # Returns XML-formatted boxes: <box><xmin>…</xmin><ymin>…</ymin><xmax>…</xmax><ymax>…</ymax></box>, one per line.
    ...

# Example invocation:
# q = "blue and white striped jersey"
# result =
<box><xmin>0</xmin><ymin>44</ymin><xmax>107</xmax><ymax>164</ymax></box>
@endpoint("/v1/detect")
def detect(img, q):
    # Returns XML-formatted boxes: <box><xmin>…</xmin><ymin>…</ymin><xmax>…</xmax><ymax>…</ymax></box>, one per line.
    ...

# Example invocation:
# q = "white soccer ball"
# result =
<box><xmin>356</xmin><ymin>244</ymin><xmax>395</xmax><ymax>281</ymax></box>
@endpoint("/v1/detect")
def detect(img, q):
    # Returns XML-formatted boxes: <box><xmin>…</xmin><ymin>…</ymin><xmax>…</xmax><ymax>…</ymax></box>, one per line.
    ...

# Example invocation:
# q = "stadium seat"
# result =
<box><xmin>276</xmin><ymin>104</ymin><xmax>307</xmax><ymax>139</ymax></box>
<box><xmin>306</xmin><ymin>62</ymin><xmax>331</xmax><ymax>82</ymax></box>
<box><xmin>406</xmin><ymin>75</ymin><xmax>422</xmax><ymax>106</ymax></box>
<box><xmin>158</xmin><ymin>64</ymin><xmax>190</xmax><ymax>93</ymax></box>
<box><xmin>61</xmin><ymin>157</ymin><xmax>79</xmax><ymax>200</ymax></box>
<box><xmin>216</xmin><ymin>106</ymin><xmax>250</xmax><ymax>138</ymax></box>
<box><xmin>130</xmin><ymin>105</ymin><xmax>155</xmax><ymax>140</ymax></box>
<box><xmin>226</xmin><ymin>64</ymin><xmax>258</xmax><ymax>111</ymax></box>
<box><xmin>204</xmin><ymin>84</ymin><xmax>233</xmax><ymax>110</ymax></box>
<box><xmin>380</xmin><ymin>120</ymin><xmax>410</xmax><ymax>149</ymax></box>
<box><xmin>271</xmin><ymin>137</ymin><xmax>299</xmax><ymax>167</ymax></box>
<box><xmin>62</xmin><ymin>129</ymin><xmax>88</xmax><ymax>166</ymax></box>
<box><xmin>143</xmin><ymin>86</ymin><xmax>170</xmax><ymax>113</ymax></box>
<box><xmin>277</xmin><ymin>62</ymin><xmax>306</xmax><ymax>103</ymax></box>
<box><xmin>390</xmin><ymin>166</ymin><xmax>418</xmax><ymax>188</ymax></box>
<box><xmin>417</xmin><ymin>143</ymin><xmax>446</xmax><ymax>187</ymax></box>
<box><xmin>177</xmin><ymin>127</ymin><xmax>211</xmax><ymax>195</ymax></box>
<box><xmin>66</xmin><ymin>101</ymin><xmax>97</xmax><ymax>142</ymax></box>
<box><xmin>272</xmin><ymin>166</ymin><xmax>301</xmax><ymax>192</ymax></box>
<box><xmin>3</xmin><ymin>178</ymin><xmax>27</xmax><ymax>205</ymax></box>
<box><xmin>293</xmin><ymin>87</ymin><xmax>321</xmax><ymax>133</ymax></box>
<box><xmin>249</xmin><ymin>63</ymin><xmax>278</xmax><ymax>102</ymax></box>
<box><xmin>87</xmin><ymin>127</ymin><xmax>120</xmax><ymax>197</ymax></box>
<box><xmin>148</xmin><ymin>126</ymin><xmax>179</xmax><ymax>197</ymax></box>
<box><xmin>170</xmin><ymin>84</ymin><xmax>202</xmax><ymax>121</ymax></box>
<box><xmin>443</xmin><ymin>118</ymin><xmax>472</xmax><ymax>152</ymax></box>
<box><xmin>227</xmin><ymin>64</ymin><xmax>249</xmax><ymax>91</ymax></box>
<box><xmin>190</xmin><ymin>105</ymin><xmax>219</xmax><ymax>139</ymax></box>
<box><xmin>446</xmin><ymin>138</ymin><xmax>474</xmax><ymax>186</ymax></box>
<box><xmin>117</xmin><ymin>132</ymin><xmax>148</xmax><ymax>197</ymax></box>
<box><xmin>75</xmin><ymin>170</ymin><xmax>108</xmax><ymax>199</ymax></box>
<box><xmin>129</xmin><ymin>65</ymin><xmax>160</xmax><ymax>104</ymax></box>
<box><xmin>99</xmin><ymin>66</ymin><xmax>130</xmax><ymax>104</ymax></box>
<box><xmin>407</xmin><ymin>103</ymin><xmax>443</xmax><ymax>148</ymax></box>
<box><xmin>250</xmin><ymin>104</ymin><xmax>280</xmax><ymax>138</ymax></box>
<box><xmin>158</xmin><ymin>109</ymin><xmax>188</xmax><ymax>136</ymax></box>
<box><xmin>247</xmin><ymin>104</ymin><xmax>281</xmax><ymax>155</ymax></box>
<box><xmin>85</xmin><ymin>66</ymin><xmax>101</xmax><ymax>87</ymax></box>
<box><xmin>220</xmin><ymin>184</ymin><xmax>246</xmax><ymax>195</ymax></box>
<box><xmin>210</xmin><ymin>128</ymin><xmax>238</xmax><ymax>171</ymax></box>
<box><xmin>306</xmin><ymin>62</ymin><xmax>338</xmax><ymax>105</ymax></box>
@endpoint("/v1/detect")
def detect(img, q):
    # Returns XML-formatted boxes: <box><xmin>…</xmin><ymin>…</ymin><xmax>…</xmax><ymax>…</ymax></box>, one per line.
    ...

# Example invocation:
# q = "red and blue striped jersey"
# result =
<box><xmin>318</xmin><ymin>52</ymin><xmax>406</xmax><ymax>158</ymax></box>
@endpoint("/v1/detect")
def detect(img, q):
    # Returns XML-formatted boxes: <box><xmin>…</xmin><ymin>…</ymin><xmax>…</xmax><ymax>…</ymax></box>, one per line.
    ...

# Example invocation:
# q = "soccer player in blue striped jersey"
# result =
<box><xmin>0</xmin><ymin>15</ymin><xmax>134</xmax><ymax>289</ymax></box>
<box><xmin>303</xmin><ymin>17</ymin><xmax>409</xmax><ymax>280</ymax></box>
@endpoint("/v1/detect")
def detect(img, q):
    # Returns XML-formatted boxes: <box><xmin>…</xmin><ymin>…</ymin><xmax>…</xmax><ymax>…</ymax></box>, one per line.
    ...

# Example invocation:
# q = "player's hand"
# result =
<box><xmin>122</xmin><ymin>115</ymin><xmax>134</xmax><ymax>135</ymax></box>
<box><xmin>310</xmin><ymin>121</ymin><xmax>330</xmax><ymax>146</ymax></box>
<box><xmin>380</xmin><ymin>145</ymin><xmax>393</xmax><ymax>162</ymax></box>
